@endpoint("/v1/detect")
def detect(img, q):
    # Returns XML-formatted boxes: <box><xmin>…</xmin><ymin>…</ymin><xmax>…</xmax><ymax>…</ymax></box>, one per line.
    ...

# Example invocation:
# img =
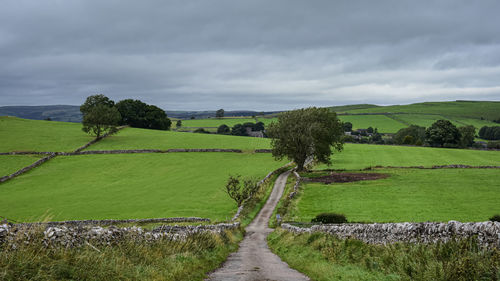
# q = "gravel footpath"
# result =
<box><xmin>206</xmin><ymin>171</ymin><xmax>309</xmax><ymax>281</ymax></box>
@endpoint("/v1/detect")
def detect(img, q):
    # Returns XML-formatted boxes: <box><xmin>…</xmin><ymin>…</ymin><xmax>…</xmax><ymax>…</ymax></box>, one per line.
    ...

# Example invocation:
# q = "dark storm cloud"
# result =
<box><xmin>1</xmin><ymin>0</ymin><xmax>499</xmax><ymax>110</ymax></box>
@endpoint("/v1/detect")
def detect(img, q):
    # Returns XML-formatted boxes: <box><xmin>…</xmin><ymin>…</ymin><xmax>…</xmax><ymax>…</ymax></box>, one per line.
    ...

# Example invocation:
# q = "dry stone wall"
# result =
<box><xmin>282</xmin><ymin>221</ymin><xmax>500</xmax><ymax>248</ymax></box>
<box><xmin>0</xmin><ymin>153</ymin><xmax>56</xmax><ymax>183</ymax></box>
<box><xmin>0</xmin><ymin>222</ymin><xmax>239</xmax><ymax>248</ymax></box>
<box><xmin>17</xmin><ymin>217</ymin><xmax>210</xmax><ymax>227</ymax></box>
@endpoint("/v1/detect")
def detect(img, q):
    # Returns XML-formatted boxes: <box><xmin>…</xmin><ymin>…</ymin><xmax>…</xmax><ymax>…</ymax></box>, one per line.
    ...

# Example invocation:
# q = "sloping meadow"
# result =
<box><xmin>0</xmin><ymin>153</ymin><xmax>286</xmax><ymax>222</ymax></box>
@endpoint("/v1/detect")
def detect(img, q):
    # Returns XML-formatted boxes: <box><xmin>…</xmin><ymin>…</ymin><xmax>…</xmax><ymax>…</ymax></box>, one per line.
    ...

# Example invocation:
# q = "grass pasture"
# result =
<box><xmin>86</xmin><ymin>127</ymin><xmax>271</xmax><ymax>151</ymax></box>
<box><xmin>338</xmin><ymin>115</ymin><xmax>406</xmax><ymax>133</ymax></box>
<box><xmin>342</xmin><ymin>101</ymin><xmax>500</xmax><ymax>120</ymax></box>
<box><xmin>293</xmin><ymin>168</ymin><xmax>500</xmax><ymax>223</ymax></box>
<box><xmin>0</xmin><ymin>155</ymin><xmax>43</xmax><ymax>177</ymax></box>
<box><xmin>0</xmin><ymin>153</ymin><xmax>286</xmax><ymax>222</ymax></box>
<box><xmin>0</xmin><ymin>116</ymin><xmax>92</xmax><ymax>152</ymax></box>
<box><xmin>180</xmin><ymin>117</ymin><xmax>256</xmax><ymax>128</ymax></box>
<box><xmin>316</xmin><ymin>143</ymin><xmax>500</xmax><ymax>170</ymax></box>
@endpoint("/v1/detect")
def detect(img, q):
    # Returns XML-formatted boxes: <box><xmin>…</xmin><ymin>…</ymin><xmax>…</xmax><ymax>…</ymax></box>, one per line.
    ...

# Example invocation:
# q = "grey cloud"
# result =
<box><xmin>0</xmin><ymin>0</ymin><xmax>499</xmax><ymax>110</ymax></box>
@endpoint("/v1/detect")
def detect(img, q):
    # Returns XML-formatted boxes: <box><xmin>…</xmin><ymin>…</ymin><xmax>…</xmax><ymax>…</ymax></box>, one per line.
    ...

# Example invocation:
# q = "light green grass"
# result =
<box><xmin>0</xmin><ymin>116</ymin><xmax>92</xmax><ymax>152</ymax></box>
<box><xmin>0</xmin><ymin>155</ymin><xmax>43</xmax><ymax>177</ymax></box>
<box><xmin>1</xmin><ymin>229</ymin><xmax>243</xmax><ymax>281</ymax></box>
<box><xmin>0</xmin><ymin>153</ymin><xmax>286</xmax><ymax>222</ymax></box>
<box><xmin>86</xmin><ymin>127</ymin><xmax>271</xmax><ymax>151</ymax></box>
<box><xmin>181</xmin><ymin>118</ymin><xmax>256</xmax><ymax>128</ymax></box>
<box><xmin>343</xmin><ymin>101</ymin><xmax>500</xmax><ymax>120</ymax></box>
<box><xmin>316</xmin><ymin>143</ymin><xmax>500</xmax><ymax>170</ymax></box>
<box><xmin>269</xmin><ymin>229</ymin><xmax>500</xmax><ymax>281</ymax></box>
<box><xmin>338</xmin><ymin>115</ymin><xmax>406</xmax><ymax>133</ymax></box>
<box><xmin>293</xmin><ymin>168</ymin><xmax>500</xmax><ymax>222</ymax></box>
<box><xmin>391</xmin><ymin>114</ymin><xmax>497</xmax><ymax>130</ymax></box>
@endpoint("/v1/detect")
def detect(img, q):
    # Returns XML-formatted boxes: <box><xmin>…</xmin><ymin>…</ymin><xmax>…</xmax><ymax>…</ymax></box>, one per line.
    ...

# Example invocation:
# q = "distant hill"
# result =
<box><xmin>0</xmin><ymin>105</ymin><xmax>82</xmax><ymax>122</ymax></box>
<box><xmin>333</xmin><ymin>101</ymin><xmax>500</xmax><ymax>121</ymax></box>
<box><xmin>0</xmin><ymin>105</ymin><xmax>281</xmax><ymax>122</ymax></box>
<box><xmin>166</xmin><ymin>110</ymin><xmax>281</xmax><ymax>119</ymax></box>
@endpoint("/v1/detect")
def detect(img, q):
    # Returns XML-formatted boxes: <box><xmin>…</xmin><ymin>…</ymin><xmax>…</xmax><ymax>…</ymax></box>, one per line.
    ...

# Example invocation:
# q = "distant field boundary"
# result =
<box><xmin>0</xmin><ymin>127</ymin><xmax>127</xmax><ymax>184</ymax></box>
<box><xmin>0</xmin><ymin>148</ymin><xmax>274</xmax><ymax>155</ymax></box>
<box><xmin>361</xmin><ymin>164</ymin><xmax>500</xmax><ymax>170</ymax></box>
<box><xmin>0</xmin><ymin>153</ymin><xmax>56</xmax><ymax>183</ymax></box>
<box><xmin>14</xmin><ymin>217</ymin><xmax>210</xmax><ymax>227</ymax></box>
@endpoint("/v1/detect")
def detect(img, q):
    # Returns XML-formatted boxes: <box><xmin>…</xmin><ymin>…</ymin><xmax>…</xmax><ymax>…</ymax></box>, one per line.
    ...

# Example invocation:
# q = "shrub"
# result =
<box><xmin>311</xmin><ymin>212</ymin><xmax>347</xmax><ymax>224</ymax></box>
<box><xmin>193</xmin><ymin>128</ymin><xmax>210</xmax><ymax>134</ymax></box>
<box><xmin>489</xmin><ymin>214</ymin><xmax>500</xmax><ymax>222</ymax></box>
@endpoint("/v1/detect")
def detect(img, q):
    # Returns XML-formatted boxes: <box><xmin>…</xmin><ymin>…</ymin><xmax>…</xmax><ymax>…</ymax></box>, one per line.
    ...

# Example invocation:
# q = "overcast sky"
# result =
<box><xmin>1</xmin><ymin>0</ymin><xmax>499</xmax><ymax>110</ymax></box>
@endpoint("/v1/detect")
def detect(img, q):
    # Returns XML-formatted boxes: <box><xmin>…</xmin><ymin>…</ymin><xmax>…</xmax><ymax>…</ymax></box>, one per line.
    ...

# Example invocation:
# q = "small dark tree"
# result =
<box><xmin>190</xmin><ymin>116</ymin><xmax>195</xmax><ymax>120</ymax></box>
<box><xmin>193</xmin><ymin>128</ymin><xmax>210</xmax><ymax>134</ymax></box>
<box><xmin>254</xmin><ymin>121</ymin><xmax>265</xmax><ymax>131</ymax></box>
<box><xmin>394</xmin><ymin>125</ymin><xmax>426</xmax><ymax>145</ymax></box>
<box><xmin>216</xmin><ymin>109</ymin><xmax>225</xmax><ymax>118</ymax></box>
<box><xmin>81</xmin><ymin>94</ymin><xmax>121</xmax><ymax>138</ymax></box>
<box><xmin>224</xmin><ymin>175</ymin><xmax>258</xmax><ymax>206</ymax></box>
<box><xmin>231</xmin><ymin>124</ymin><xmax>248</xmax><ymax>136</ymax></box>
<box><xmin>217</xmin><ymin>124</ymin><xmax>231</xmax><ymax>134</ymax></box>
<box><xmin>267</xmin><ymin>107</ymin><xmax>344</xmax><ymax>171</ymax></box>
<box><xmin>176</xmin><ymin>120</ymin><xmax>182</xmax><ymax>128</ymax></box>
<box><xmin>367</xmin><ymin>127</ymin><xmax>374</xmax><ymax>134</ymax></box>
<box><xmin>458</xmin><ymin>125</ymin><xmax>476</xmax><ymax>148</ymax></box>
<box><xmin>425</xmin><ymin>120</ymin><xmax>461</xmax><ymax>148</ymax></box>
<box><xmin>343</xmin><ymin>122</ymin><xmax>353</xmax><ymax>132</ymax></box>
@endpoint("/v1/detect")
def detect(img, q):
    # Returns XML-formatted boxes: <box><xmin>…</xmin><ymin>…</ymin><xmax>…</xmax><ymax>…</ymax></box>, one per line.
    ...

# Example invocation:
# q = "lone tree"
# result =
<box><xmin>216</xmin><ymin>108</ymin><xmax>225</xmax><ymax>118</ymax></box>
<box><xmin>176</xmin><ymin>120</ymin><xmax>182</xmax><ymax>128</ymax></box>
<box><xmin>81</xmin><ymin>94</ymin><xmax>121</xmax><ymax>138</ymax></box>
<box><xmin>267</xmin><ymin>107</ymin><xmax>344</xmax><ymax>171</ymax></box>
<box><xmin>425</xmin><ymin>120</ymin><xmax>461</xmax><ymax>148</ymax></box>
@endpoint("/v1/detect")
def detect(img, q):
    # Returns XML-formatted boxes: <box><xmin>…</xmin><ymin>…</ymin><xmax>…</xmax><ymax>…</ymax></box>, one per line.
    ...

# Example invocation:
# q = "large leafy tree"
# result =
<box><xmin>80</xmin><ymin>95</ymin><xmax>121</xmax><ymax>138</ymax></box>
<box><xmin>267</xmin><ymin>107</ymin><xmax>344</xmax><ymax>171</ymax></box>
<box><xmin>425</xmin><ymin>120</ymin><xmax>461</xmax><ymax>147</ymax></box>
<box><xmin>115</xmin><ymin>99</ymin><xmax>171</xmax><ymax>130</ymax></box>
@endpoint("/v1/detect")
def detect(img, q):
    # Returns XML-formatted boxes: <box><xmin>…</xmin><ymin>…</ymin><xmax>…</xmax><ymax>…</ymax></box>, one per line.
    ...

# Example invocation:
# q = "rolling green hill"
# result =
<box><xmin>0</xmin><ymin>116</ymin><xmax>92</xmax><ymax>152</ymax></box>
<box><xmin>338</xmin><ymin>101</ymin><xmax>500</xmax><ymax>120</ymax></box>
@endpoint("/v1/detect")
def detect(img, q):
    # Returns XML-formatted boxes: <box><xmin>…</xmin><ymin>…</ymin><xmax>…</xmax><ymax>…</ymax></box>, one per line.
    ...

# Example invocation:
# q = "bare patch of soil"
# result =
<box><xmin>305</xmin><ymin>172</ymin><xmax>389</xmax><ymax>184</ymax></box>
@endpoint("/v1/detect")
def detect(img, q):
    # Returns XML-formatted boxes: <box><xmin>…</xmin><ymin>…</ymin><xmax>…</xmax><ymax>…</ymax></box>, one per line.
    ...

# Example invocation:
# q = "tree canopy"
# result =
<box><xmin>80</xmin><ymin>95</ymin><xmax>121</xmax><ymax>138</ymax></box>
<box><xmin>115</xmin><ymin>99</ymin><xmax>171</xmax><ymax>130</ymax></box>
<box><xmin>267</xmin><ymin>107</ymin><xmax>344</xmax><ymax>171</ymax></box>
<box><xmin>425</xmin><ymin>120</ymin><xmax>461</xmax><ymax>148</ymax></box>
<box><xmin>394</xmin><ymin>125</ymin><xmax>426</xmax><ymax>145</ymax></box>
<box><xmin>216</xmin><ymin>109</ymin><xmax>225</xmax><ymax>118</ymax></box>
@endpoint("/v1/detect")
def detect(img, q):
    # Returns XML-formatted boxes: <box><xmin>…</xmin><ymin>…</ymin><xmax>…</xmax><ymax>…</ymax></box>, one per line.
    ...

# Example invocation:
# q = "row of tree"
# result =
<box><xmin>478</xmin><ymin>126</ymin><xmax>500</xmax><ymax>140</ymax></box>
<box><xmin>216</xmin><ymin>122</ymin><xmax>265</xmax><ymax>136</ymax></box>
<box><xmin>392</xmin><ymin>120</ymin><xmax>476</xmax><ymax>148</ymax></box>
<box><xmin>81</xmin><ymin>95</ymin><xmax>171</xmax><ymax>137</ymax></box>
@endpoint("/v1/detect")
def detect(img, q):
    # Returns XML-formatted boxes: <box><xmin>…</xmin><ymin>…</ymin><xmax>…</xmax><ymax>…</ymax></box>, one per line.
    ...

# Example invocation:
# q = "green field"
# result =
<box><xmin>0</xmin><ymin>153</ymin><xmax>286</xmax><ymax>222</ymax></box>
<box><xmin>0</xmin><ymin>116</ymin><xmax>92</xmax><ymax>152</ymax></box>
<box><xmin>180</xmin><ymin>117</ymin><xmax>256</xmax><ymax>128</ymax></box>
<box><xmin>293</xmin><ymin>168</ymin><xmax>500</xmax><ymax>223</ymax></box>
<box><xmin>338</xmin><ymin>115</ymin><xmax>406</xmax><ymax>133</ymax></box>
<box><xmin>339</xmin><ymin>101</ymin><xmax>500</xmax><ymax>120</ymax></box>
<box><xmin>391</xmin><ymin>114</ymin><xmax>497</xmax><ymax>129</ymax></box>
<box><xmin>87</xmin><ymin>127</ymin><xmax>271</xmax><ymax>151</ymax></box>
<box><xmin>316</xmin><ymin>143</ymin><xmax>500</xmax><ymax>170</ymax></box>
<box><xmin>0</xmin><ymin>155</ymin><xmax>43</xmax><ymax>177</ymax></box>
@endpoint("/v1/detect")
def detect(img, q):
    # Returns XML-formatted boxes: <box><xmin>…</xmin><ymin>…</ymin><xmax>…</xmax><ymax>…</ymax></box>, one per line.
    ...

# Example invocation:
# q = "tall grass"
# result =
<box><xmin>268</xmin><ymin>229</ymin><xmax>500</xmax><ymax>281</ymax></box>
<box><xmin>0</xmin><ymin>228</ymin><xmax>242</xmax><ymax>281</ymax></box>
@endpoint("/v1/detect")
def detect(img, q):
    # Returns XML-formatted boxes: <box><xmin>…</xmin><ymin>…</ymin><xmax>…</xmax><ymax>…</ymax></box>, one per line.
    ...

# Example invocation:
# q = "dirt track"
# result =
<box><xmin>206</xmin><ymin>171</ymin><xmax>309</xmax><ymax>281</ymax></box>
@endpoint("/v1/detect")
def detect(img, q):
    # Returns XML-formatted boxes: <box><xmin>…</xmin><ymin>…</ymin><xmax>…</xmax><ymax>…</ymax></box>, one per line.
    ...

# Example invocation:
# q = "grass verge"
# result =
<box><xmin>0</xmin><ymin>228</ymin><xmax>242</xmax><ymax>281</ymax></box>
<box><xmin>268</xmin><ymin>229</ymin><xmax>500</xmax><ymax>281</ymax></box>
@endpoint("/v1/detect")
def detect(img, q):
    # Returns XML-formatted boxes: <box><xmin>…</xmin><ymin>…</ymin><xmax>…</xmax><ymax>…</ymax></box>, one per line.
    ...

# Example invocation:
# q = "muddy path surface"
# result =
<box><xmin>206</xmin><ymin>171</ymin><xmax>309</xmax><ymax>281</ymax></box>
